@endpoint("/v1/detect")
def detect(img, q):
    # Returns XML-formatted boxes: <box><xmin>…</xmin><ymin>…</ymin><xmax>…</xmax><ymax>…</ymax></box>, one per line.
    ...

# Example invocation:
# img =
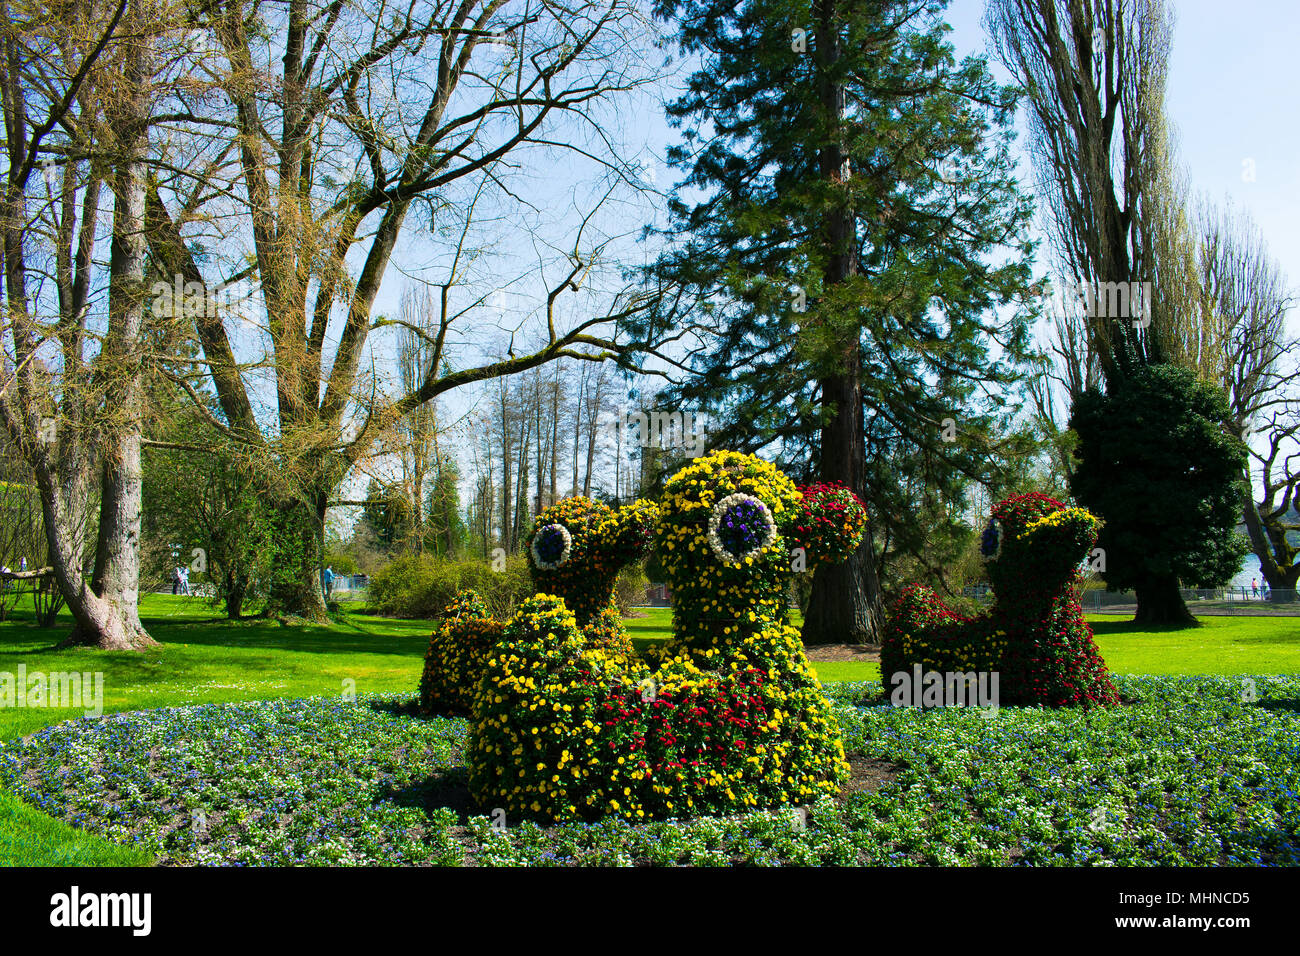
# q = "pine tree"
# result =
<box><xmin>642</xmin><ymin>0</ymin><xmax>1039</xmax><ymax>641</ymax></box>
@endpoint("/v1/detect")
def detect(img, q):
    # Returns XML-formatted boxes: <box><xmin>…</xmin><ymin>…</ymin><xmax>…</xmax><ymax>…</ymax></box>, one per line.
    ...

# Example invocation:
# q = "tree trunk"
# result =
<box><xmin>1242</xmin><ymin>491</ymin><xmax>1300</xmax><ymax>597</ymax></box>
<box><xmin>583</xmin><ymin>372</ymin><xmax>601</xmax><ymax>497</ymax></box>
<box><xmin>500</xmin><ymin>387</ymin><xmax>513</xmax><ymax>552</ymax></box>
<box><xmin>226</xmin><ymin>574</ymin><xmax>247</xmax><ymax>619</ymax></box>
<box><xmin>800</xmin><ymin>0</ymin><xmax>886</xmax><ymax>645</ymax></box>
<box><xmin>266</xmin><ymin>491</ymin><xmax>329</xmax><ymax>622</ymax></box>
<box><xmin>39</xmin><ymin>476</ymin><xmax>156</xmax><ymax>650</ymax></box>
<box><xmin>572</xmin><ymin>365</ymin><xmax>585</xmax><ymax>495</ymax></box>
<box><xmin>549</xmin><ymin>366</ymin><xmax>560</xmax><ymax>505</ymax></box>
<box><xmin>1133</xmin><ymin>575</ymin><xmax>1197</xmax><ymax>626</ymax></box>
<box><xmin>67</xmin><ymin>16</ymin><xmax>155</xmax><ymax>651</ymax></box>
<box><xmin>86</xmin><ymin>440</ymin><xmax>150</xmax><ymax>646</ymax></box>
<box><xmin>802</xmin><ymin>372</ymin><xmax>885</xmax><ymax>644</ymax></box>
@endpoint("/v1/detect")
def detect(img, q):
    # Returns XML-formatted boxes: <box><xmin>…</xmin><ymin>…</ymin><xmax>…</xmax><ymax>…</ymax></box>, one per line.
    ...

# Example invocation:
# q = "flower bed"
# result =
<box><xmin>3</xmin><ymin>675</ymin><xmax>1297</xmax><ymax>866</ymax></box>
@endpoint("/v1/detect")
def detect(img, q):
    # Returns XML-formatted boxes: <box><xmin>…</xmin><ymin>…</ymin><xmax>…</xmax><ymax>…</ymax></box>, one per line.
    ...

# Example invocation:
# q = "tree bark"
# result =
<box><xmin>68</xmin><ymin>5</ymin><xmax>155</xmax><ymax>650</ymax></box>
<box><xmin>1133</xmin><ymin>575</ymin><xmax>1197</xmax><ymax>626</ymax></box>
<box><xmin>800</xmin><ymin>0</ymin><xmax>886</xmax><ymax>645</ymax></box>
<box><xmin>39</xmin><ymin>468</ymin><xmax>155</xmax><ymax>650</ymax></box>
<box><xmin>802</xmin><ymin>371</ymin><xmax>885</xmax><ymax>644</ymax></box>
<box><xmin>226</xmin><ymin>574</ymin><xmax>247</xmax><ymax>619</ymax></box>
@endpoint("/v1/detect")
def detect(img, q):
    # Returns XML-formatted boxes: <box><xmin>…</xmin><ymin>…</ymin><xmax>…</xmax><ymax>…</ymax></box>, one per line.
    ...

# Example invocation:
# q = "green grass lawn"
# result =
<box><xmin>2</xmin><ymin>594</ymin><xmax>1298</xmax><ymax>865</ymax></box>
<box><xmin>628</xmin><ymin>606</ymin><xmax>1300</xmax><ymax>682</ymax></box>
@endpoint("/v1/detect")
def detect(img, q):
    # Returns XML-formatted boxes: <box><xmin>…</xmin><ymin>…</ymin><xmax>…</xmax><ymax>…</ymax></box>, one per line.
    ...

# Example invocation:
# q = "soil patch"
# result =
<box><xmin>805</xmin><ymin>643</ymin><xmax>880</xmax><ymax>663</ymax></box>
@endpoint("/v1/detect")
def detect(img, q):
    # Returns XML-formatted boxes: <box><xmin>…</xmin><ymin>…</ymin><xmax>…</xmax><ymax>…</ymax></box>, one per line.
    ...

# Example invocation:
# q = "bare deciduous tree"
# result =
<box><xmin>1192</xmin><ymin>200</ymin><xmax>1298</xmax><ymax>596</ymax></box>
<box><xmin>987</xmin><ymin>0</ymin><xmax>1176</xmax><ymax>384</ymax></box>
<box><xmin>144</xmin><ymin>0</ymin><xmax>660</xmax><ymax>620</ymax></box>
<box><xmin>1</xmin><ymin>0</ymin><xmax>179</xmax><ymax>648</ymax></box>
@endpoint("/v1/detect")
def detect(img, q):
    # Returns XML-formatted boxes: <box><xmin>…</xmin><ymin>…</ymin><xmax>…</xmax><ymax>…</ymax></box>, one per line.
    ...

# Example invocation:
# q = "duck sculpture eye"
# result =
<box><xmin>707</xmin><ymin>493</ymin><xmax>777</xmax><ymax>565</ymax></box>
<box><xmin>980</xmin><ymin>517</ymin><xmax>1001</xmax><ymax>559</ymax></box>
<box><xmin>530</xmin><ymin>522</ymin><xmax>573</xmax><ymax>570</ymax></box>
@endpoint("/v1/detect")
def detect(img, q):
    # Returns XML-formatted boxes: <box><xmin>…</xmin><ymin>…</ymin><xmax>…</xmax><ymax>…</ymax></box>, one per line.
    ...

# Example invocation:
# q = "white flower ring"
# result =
<box><xmin>707</xmin><ymin>492</ymin><xmax>778</xmax><ymax>565</ymax></box>
<box><xmin>530</xmin><ymin>522</ymin><xmax>573</xmax><ymax>570</ymax></box>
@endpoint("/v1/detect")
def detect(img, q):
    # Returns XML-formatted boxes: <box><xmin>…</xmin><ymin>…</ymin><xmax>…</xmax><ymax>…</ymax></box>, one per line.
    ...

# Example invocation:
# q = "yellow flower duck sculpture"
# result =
<box><xmin>464</xmin><ymin>450</ymin><xmax>869</xmax><ymax>822</ymax></box>
<box><xmin>417</xmin><ymin>496</ymin><xmax>658</xmax><ymax>716</ymax></box>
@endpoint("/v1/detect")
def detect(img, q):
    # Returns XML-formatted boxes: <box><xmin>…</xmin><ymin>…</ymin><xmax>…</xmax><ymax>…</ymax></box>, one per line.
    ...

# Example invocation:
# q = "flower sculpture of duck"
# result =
<box><xmin>417</xmin><ymin>496</ymin><xmax>658</xmax><ymax>716</ymax></box>
<box><xmin>881</xmin><ymin>492</ymin><xmax>1120</xmax><ymax>708</ymax></box>
<box><xmin>464</xmin><ymin>450</ymin><xmax>870</xmax><ymax>822</ymax></box>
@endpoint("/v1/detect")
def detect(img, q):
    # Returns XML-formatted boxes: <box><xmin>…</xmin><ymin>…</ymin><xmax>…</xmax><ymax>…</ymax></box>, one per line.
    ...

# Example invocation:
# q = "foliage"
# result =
<box><xmin>368</xmin><ymin>554</ymin><xmax>534</xmax><ymax>621</ymax></box>
<box><xmin>882</xmin><ymin>492</ymin><xmax>1120</xmax><ymax>708</ymax></box>
<box><xmin>613</xmin><ymin>563</ymin><xmax>650</xmax><ymax>615</ymax></box>
<box><xmin>322</xmin><ymin>549</ymin><xmax>359</xmax><ymax>577</ymax></box>
<box><xmin>1069</xmin><ymin>364</ymin><xmax>1251</xmax><ymax>614</ymax></box>
<box><xmin>423</xmin><ymin>454</ymin><xmax>467</xmax><ymax>556</ymax></box>
<box><xmin>0</xmin><ymin>479</ymin><xmax>41</xmax><ymax>621</ymax></box>
<box><xmin>141</xmin><ymin>423</ymin><xmax>275</xmax><ymax>618</ymax></box>
<box><xmin>0</xmin><ymin>459</ymin><xmax>69</xmax><ymax>626</ymax></box>
<box><xmin>361</xmin><ymin>479</ymin><xmax>416</xmax><ymax>550</ymax></box>
<box><xmin>262</xmin><ymin>501</ymin><xmax>326</xmax><ymax>618</ymax></box>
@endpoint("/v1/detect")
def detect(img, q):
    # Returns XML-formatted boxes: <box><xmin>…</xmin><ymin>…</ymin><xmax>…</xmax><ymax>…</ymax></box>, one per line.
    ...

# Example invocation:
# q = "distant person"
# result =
<box><xmin>180</xmin><ymin>565</ymin><xmax>191</xmax><ymax>596</ymax></box>
<box><xmin>1252</xmin><ymin>578</ymin><xmax>1259</xmax><ymax>598</ymax></box>
<box><xmin>322</xmin><ymin>565</ymin><xmax>335</xmax><ymax>600</ymax></box>
<box><xmin>18</xmin><ymin>556</ymin><xmax>26</xmax><ymax>572</ymax></box>
<box><xmin>172</xmin><ymin>566</ymin><xmax>183</xmax><ymax>595</ymax></box>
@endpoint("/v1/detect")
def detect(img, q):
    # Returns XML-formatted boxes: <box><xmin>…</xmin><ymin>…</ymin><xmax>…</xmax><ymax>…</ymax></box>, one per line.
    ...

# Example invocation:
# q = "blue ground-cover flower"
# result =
<box><xmin>1</xmin><ymin>678</ymin><xmax>1296</xmax><ymax>866</ymax></box>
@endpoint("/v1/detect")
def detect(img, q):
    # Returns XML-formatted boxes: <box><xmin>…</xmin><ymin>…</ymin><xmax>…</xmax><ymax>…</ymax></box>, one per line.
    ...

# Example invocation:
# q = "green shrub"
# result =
<box><xmin>453</xmin><ymin>557</ymin><xmax>534</xmax><ymax>620</ymax></box>
<box><xmin>613</xmin><ymin>563</ymin><xmax>650</xmax><ymax>615</ymax></box>
<box><xmin>368</xmin><ymin>554</ymin><xmax>534</xmax><ymax>619</ymax></box>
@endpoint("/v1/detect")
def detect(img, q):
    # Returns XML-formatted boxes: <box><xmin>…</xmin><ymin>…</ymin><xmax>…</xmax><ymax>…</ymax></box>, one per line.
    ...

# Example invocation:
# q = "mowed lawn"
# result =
<box><xmin>627</xmin><ymin>607</ymin><xmax>1300</xmax><ymax>682</ymax></box>
<box><xmin>1</xmin><ymin>593</ymin><xmax>1297</xmax><ymax>865</ymax></box>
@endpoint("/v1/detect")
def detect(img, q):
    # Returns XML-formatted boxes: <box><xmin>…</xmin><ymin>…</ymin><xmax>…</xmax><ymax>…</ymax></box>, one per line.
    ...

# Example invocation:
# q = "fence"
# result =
<box><xmin>150</xmin><ymin>572</ymin><xmax>371</xmax><ymax>601</ymax></box>
<box><xmin>1083</xmin><ymin>587</ymin><xmax>1299</xmax><ymax>615</ymax></box>
<box><xmin>326</xmin><ymin>574</ymin><xmax>369</xmax><ymax>601</ymax></box>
